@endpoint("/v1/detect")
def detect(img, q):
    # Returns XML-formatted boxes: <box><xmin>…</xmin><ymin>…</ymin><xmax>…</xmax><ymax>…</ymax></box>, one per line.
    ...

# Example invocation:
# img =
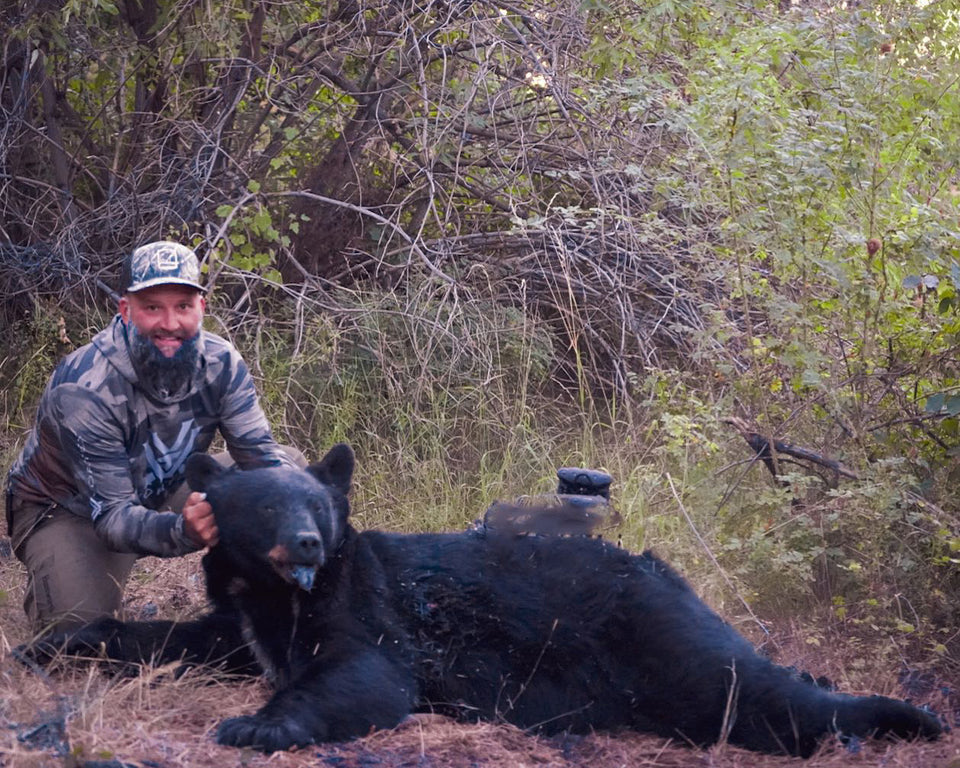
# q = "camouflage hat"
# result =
<box><xmin>122</xmin><ymin>241</ymin><xmax>206</xmax><ymax>294</ymax></box>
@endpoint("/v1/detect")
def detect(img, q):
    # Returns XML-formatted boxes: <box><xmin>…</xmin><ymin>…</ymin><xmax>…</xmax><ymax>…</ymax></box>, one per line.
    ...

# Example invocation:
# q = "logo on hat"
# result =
<box><xmin>123</xmin><ymin>241</ymin><xmax>206</xmax><ymax>294</ymax></box>
<box><xmin>154</xmin><ymin>247</ymin><xmax>182</xmax><ymax>273</ymax></box>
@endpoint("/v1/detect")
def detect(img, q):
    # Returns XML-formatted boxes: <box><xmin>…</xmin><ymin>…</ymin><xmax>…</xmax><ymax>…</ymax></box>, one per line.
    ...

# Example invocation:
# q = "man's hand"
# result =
<box><xmin>182</xmin><ymin>491</ymin><xmax>219</xmax><ymax>547</ymax></box>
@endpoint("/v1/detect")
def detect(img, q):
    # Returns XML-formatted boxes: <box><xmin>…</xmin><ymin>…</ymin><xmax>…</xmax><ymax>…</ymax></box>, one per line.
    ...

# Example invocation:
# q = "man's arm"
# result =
<box><xmin>216</xmin><ymin>351</ymin><xmax>297</xmax><ymax>469</ymax></box>
<box><xmin>51</xmin><ymin>385</ymin><xmax>201</xmax><ymax>557</ymax></box>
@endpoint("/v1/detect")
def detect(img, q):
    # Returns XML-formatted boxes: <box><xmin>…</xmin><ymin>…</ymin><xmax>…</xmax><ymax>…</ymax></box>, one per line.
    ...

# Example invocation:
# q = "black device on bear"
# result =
<box><xmin>19</xmin><ymin>444</ymin><xmax>943</xmax><ymax>756</ymax></box>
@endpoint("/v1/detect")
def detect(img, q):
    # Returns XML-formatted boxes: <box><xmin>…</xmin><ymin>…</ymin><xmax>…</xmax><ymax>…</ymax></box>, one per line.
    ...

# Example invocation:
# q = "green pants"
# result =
<box><xmin>9</xmin><ymin>447</ymin><xmax>306</xmax><ymax>634</ymax></box>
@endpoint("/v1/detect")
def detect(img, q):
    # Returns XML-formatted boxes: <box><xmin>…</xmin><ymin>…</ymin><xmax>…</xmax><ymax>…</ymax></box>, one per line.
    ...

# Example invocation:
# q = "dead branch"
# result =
<box><xmin>723</xmin><ymin>417</ymin><xmax>860</xmax><ymax>483</ymax></box>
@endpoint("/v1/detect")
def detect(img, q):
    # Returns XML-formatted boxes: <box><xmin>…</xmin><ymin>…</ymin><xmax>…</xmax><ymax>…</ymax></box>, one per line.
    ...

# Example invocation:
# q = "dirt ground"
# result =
<box><xmin>1</xmin><ymin>546</ymin><xmax>958</xmax><ymax>768</ymax></box>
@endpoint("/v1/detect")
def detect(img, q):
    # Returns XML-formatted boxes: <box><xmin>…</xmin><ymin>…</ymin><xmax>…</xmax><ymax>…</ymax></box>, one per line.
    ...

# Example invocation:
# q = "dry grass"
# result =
<box><xmin>1</xmin><ymin>547</ymin><xmax>958</xmax><ymax>768</ymax></box>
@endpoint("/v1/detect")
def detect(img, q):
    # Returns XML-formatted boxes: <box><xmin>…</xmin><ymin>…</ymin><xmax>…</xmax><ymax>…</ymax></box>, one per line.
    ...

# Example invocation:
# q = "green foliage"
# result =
<box><xmin>212</xmin><ymin>190</ymin><xmax>287</xmax><ymax>282</ymax></box>
<box><xmin>3</xmin><ymin>305</ymin><xmax>84</xmax><ymax>426</ymax></box>
<box><xmin>662</xmin><ymin>3</ymin><xmax>960</xmax><ymax>452</ymax></box>
<box><xmin>0</xmin><ymin>302</ymin><xmax>107</xmax><ymax>477</ymax></box>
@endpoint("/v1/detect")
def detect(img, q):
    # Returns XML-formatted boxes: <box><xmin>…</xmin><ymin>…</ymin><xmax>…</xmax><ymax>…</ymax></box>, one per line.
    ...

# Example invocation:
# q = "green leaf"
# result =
<box><xmin>252</xmin><ymin>210</ymin><xmax>272</xmax><ymax>234</ymax></box>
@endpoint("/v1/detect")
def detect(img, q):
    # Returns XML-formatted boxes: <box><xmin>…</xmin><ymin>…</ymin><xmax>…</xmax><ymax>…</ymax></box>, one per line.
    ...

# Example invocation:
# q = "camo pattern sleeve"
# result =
<box><xmin>212</xmin><ymin>340</ymin><xmax>298</xmax><ymax>470</ymax></box>
<box><xmin>48</xmin><ymin>383</ymin><xmax>200</xmax><ymax>557</ymax></box>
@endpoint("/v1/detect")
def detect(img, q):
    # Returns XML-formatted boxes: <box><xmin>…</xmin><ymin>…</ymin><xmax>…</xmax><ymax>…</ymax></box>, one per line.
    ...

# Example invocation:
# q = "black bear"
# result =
<box><xmin>22</xmin><ymin>444</ymin><xmax>942</xmax><ymax>757</ymax></box>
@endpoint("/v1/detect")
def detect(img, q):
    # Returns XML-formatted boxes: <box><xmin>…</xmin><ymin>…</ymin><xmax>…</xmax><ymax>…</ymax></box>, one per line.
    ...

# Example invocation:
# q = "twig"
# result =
<box><xmin>504</xmin><ymin>617</ymin><xmax>558</xmax><ymax>715</ymax></box>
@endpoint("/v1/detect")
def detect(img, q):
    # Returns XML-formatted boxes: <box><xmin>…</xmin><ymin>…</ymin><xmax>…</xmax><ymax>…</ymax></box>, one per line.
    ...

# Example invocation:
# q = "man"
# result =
<box><xmin>5</xmin><ymin>241</ymin><xmax>305</xmax><ymax>632</ymax></box>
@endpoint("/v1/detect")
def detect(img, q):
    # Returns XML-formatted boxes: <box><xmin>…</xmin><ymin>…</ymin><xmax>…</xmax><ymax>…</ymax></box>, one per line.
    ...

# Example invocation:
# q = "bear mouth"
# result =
<box><xmin>268</xmin><ymin>545</ymin><xmax>318</xmax><ymax>591</ymax></box>
<box><xmin>287</xmin><ymin>564</ymin><xmax>317</xmax><ymax>590</ymax></box>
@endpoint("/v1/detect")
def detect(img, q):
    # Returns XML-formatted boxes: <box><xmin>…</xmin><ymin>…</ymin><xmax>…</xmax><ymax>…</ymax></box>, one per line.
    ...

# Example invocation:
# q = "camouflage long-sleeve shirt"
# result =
<box><xmin>6</xmin><ymin>315</ymin><xmax>294</xmax><ymax>557</ymax></box>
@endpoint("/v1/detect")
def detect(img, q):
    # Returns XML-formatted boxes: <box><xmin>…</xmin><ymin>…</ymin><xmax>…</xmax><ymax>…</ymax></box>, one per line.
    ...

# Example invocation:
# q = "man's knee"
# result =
<box><xmin>169</xmin><ymin>446</ymin><xmax>306</xmax><ymax>513</ymax></box>
<box><xmin>280</xmin><ymin>444</ymin><xmax>308</xmax><ymax>469</ymax></box>
<box><xmin>209</xmin><ymin>445</ymin><xmax>307</xmax><ymax>470</ymax></box>
<box><xmin>18</xmin><ymin>512</ymin><xmax>136</xmax><ymax>633</ymax></box>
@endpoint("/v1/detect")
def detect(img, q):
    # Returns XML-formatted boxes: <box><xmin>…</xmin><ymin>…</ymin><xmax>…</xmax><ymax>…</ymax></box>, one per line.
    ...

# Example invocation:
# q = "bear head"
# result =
<box><xmin>185</xmin><ymin>443</ymin><xmax>355</xmax><ymax>591</ymax></box>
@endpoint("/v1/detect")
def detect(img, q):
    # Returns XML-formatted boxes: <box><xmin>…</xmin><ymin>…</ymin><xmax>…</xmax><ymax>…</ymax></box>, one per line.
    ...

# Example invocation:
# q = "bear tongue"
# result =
<box><xmin>290</xmin><ymin>565</ymin><xmax>316</xmax><ymax>591</ymax></box>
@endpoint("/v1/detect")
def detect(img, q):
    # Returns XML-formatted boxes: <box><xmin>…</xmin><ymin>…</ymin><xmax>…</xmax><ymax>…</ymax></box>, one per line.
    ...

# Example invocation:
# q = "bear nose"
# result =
<box><xmin>293</xmin><ymin>531</ymin><xmax>322</xmax><ymax>561</ymax></box>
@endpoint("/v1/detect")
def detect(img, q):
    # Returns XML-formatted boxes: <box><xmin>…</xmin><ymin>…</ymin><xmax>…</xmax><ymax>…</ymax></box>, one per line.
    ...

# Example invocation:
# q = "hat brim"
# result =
<box><xmin>126</xmin><ymin>277</ymin><xmax>207</xmax><ymax>294</ymax></box>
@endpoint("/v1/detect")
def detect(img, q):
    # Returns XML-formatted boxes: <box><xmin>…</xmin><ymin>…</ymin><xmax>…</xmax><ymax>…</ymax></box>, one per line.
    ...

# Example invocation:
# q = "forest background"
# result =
<box><xmin>1</xmin><ymin>0</ymin><xmax>960</xmax><ymax>765</ymax></box>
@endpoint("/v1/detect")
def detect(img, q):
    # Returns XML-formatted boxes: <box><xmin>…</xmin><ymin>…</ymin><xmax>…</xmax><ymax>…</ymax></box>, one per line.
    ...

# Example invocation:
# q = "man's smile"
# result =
<box><xmin>153</xmin><ymin>335</ymin><xmax>184</xmax><ymax>356</ymax></box>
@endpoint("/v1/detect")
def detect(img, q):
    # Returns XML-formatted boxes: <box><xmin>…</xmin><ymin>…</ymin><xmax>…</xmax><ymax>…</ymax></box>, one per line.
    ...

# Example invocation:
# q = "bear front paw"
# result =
<box><xmin>16</xmin><ymin>618</ymin><xmax>140</xmax><ymax>671</ymax></box>
<box><xmin>13</xmin><ymin>637</ymin><xmax>63</xmax><ymax>668</ymax></box>
<box><xmin>216</xmin><ymin>714</ymin><xmax>314</xmax><ymax>753</ymax></box>
<box><xmin>14</xmin><ymin>618</ymin><xmax>121</xmax><ymax>668</ymax></box>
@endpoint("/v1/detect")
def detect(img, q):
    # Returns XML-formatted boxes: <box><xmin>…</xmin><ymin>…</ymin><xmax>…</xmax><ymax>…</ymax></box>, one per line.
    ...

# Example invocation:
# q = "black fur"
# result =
<box><xmin>21</xmin><ymin>444</ymin><xmax>943</xmax><ymax>756</ymax></box>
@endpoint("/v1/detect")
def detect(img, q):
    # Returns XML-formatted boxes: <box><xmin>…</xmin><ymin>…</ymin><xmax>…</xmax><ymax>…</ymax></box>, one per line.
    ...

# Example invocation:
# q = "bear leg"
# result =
<box><xmin>216</xmin><ymin>647</ymin><xmax>417</xmax><ymax>751</ymax></box>
<box><xmin>16</xmin><ymin>610</ymin><xmax>257</xmax><ymax>676</ymax></box>
<box><xmin>727</xmin><ymin>670</ymin><xmax>943</xmax><ymax>756</ymax></box>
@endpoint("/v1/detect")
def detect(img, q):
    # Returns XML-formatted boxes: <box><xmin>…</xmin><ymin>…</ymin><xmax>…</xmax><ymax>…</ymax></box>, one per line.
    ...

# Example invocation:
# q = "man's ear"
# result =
<box><xmin>306</xmin><ymin>443</ymin><xmax>354</xmax><ymax>495</ymax></box>
<box><xmin>118</xmin><ymin>295</ymin><xmax>130</xmax><ymax>323</ymax></box>
<box><xmin>186</xmin><ymin>453</ymin><xmax>224</xmax><ymax>492</ymax></box>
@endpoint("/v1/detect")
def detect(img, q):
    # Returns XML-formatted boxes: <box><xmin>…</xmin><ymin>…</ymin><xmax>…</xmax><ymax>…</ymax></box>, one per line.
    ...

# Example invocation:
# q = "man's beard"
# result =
<box><xmin>127</xmin><ymin>324</ymin><xmax>200</xmax><ymax>398</ymax></box>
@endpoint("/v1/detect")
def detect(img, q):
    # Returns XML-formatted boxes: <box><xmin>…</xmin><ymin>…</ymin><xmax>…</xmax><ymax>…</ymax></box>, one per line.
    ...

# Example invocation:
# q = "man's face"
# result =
<box><xmin>119</xmin><ymin>285</ymin><xmax>205</xmax><ymax>358</ymax></box>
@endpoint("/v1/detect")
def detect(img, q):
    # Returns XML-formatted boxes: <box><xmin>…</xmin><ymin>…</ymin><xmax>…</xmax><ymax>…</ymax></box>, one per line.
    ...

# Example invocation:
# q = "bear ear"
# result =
<box><xmin>186</xmin><ymin>453</ymin><xmax>224</xmax><ymax>492</ymax></box>
<box><xmin>307</xmin><ymin>443</ymin><xmax>354</xmax><ymax>495</ymax></box>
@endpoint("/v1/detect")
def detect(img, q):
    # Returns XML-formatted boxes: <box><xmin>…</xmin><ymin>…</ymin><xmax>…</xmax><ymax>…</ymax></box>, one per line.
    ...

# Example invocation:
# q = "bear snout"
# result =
<box><xmin>267</xmin><ymin>536</ymin><xmax>323</xmax><ymax>591</ymax></box>
<box><xmin>268</xmin><ymin>530</ymin><xmax>325</xmax><ymax>567</ymax></box>
<box><xmin>292</xmin><ymin>531</ymin><xmax>323</xmax><ymax>562</ymax></box>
